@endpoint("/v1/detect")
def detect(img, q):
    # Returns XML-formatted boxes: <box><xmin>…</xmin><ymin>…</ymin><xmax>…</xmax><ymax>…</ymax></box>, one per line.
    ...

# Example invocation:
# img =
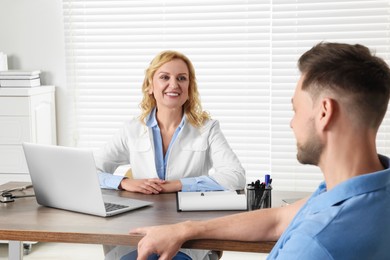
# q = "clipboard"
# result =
<box><xmin>176</xmin><ymin>191</ymin><xmax>247</xmax><ymax>211</ymax></box>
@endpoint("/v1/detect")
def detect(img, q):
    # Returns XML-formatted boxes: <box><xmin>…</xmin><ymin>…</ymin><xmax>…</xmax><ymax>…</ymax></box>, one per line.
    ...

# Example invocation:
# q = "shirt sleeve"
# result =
<box><xmin>94</xmin><ymin>122</ymin><xmax>131</xmax><ymax>174</ymax></box>
<box><xmin>205</xmin><ymin>120</ymin><xmax>246</xmax><ymax>190</ymax></box>
<box><xmin>180</xmin><ymin>176</ymin><xmax>226</xmax><ymax>192</ymax></box>
<box><xmin>272</xmin><ymin>233</ymin><xmax>332</xmax><ymax>260</ymax></box>
<box><xmin>98</xmin><ymin>172</ymin><xmax>126</xmax><ymax>190</ymax></box>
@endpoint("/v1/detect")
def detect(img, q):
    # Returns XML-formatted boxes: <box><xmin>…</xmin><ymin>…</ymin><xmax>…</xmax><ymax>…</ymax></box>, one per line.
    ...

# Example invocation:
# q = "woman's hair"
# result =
<box><xmin>298</xmin><ymin>42</ymin><xmax>390</xmax><ymax>128</ymax></box>
<box><xmin>139</xmin><ymin>50</ymin><xmax>210</xmax><ymax>127</ymax></box>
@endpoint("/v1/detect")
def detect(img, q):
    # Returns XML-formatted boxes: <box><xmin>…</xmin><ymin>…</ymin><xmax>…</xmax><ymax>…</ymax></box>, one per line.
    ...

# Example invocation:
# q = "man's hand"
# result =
<box><xmin>119</xmin><ymin>178</ymin><xmax>166</xmax><ymax>194</ymax></box>
<box><xmin>130</xmin><ymin>223</ymin><xmax>189</xmax><ymax>260</ymax></box>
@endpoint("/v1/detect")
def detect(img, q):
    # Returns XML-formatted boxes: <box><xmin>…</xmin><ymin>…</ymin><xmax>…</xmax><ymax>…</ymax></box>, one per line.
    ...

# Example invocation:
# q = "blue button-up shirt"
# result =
<box><xmin>268</xmin><ymin>155</ymin><xmax>390</xmax><ymax>259</ymax></box>
<box><xmin>146</xmin><ymin>108</ymin><xmax>225</xmax><ymax>191</ymax></box>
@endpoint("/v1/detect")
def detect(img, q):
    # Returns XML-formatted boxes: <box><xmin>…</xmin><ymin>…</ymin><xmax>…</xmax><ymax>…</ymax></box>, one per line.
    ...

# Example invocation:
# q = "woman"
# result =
<box><xmin>95</xmin><ymin>50</ymin><xmax>245</xmax><ymax>194</ymax></box>
<box><xmin>95</xmin><ymin>50</ymin><xmax>245</xmax><ymax>260</ymax></box>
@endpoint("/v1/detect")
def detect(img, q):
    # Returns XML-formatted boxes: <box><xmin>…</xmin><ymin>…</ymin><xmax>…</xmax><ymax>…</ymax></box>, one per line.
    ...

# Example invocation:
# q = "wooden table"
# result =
<box><xmin>0</xmin><ymin>182</ymin><xmax>310</xmax><ymax>259</ymax></box>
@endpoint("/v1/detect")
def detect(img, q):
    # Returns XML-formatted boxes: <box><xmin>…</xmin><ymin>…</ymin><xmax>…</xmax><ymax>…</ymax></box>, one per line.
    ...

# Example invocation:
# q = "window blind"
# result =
<box><xmin>271</xmin><ymin>0</ymin><xmax>390</xmax><ymax>190</ymax></box>
<box><xmin>63</xmin><ymin>0</ymin><xmax>390</xmax><ymax>192</ymax></box>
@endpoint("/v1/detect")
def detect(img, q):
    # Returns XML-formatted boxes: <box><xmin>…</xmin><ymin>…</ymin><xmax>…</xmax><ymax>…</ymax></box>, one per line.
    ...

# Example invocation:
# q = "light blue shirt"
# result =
<box><xmin>147</xmin><ymin>108</ymin><xmax>184</xmax><ymax>180</ymax></box>
<box><xmin>147</xmin><ymin>108</ymin><xmax>225</xmax><ymax>192</ymax></box>
<box><xmin>268</xmin><ymin>155</ymin><xmax>390</xmax><ymax>260</ymax></box>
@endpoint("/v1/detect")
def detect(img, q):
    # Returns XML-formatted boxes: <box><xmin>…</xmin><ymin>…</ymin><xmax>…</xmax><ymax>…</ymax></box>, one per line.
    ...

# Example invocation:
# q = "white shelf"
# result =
<box><xmin>0</xmin><ymin>85</ymin><xmax>54</xmax><ymax>96</ymax></box>
<box><xmin>0</xmin><ymin>86</ymin><xmax>57</xmax><ymax>175</ymax></box>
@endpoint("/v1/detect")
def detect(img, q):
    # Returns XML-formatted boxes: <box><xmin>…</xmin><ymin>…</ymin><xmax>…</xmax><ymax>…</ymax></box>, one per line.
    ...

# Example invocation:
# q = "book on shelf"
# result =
<box><xmin>0</xmin><ymin>70</ymin><xmax>42</xmax><ymax>88</ymax></box>
<box><xmin>0</xmin><ymin>70</ymin><xmax>41</xmax><ymax>77</ymax></box>
<box><xmin>0</xmin><ymin>77</ymin><xmax>41</xmax><ymax>88</ymax></box>
<box><xmin>0</xmin><ymin>74</ymin><xmax>40</xmax><ymax>80</ymax></box>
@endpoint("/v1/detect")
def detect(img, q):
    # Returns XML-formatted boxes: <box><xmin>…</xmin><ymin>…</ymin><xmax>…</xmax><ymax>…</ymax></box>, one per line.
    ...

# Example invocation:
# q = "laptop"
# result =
<box><xmin>22</xmin><ymin>142</ymin><xmax>153</xmax><ymax>217</ymax></box>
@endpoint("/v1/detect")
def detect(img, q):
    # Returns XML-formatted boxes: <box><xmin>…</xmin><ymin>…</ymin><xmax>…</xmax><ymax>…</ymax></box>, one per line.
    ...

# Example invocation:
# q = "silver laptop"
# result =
<box><xmin>22</xmin><ymin>142</ymin><xmax>152</xmax><ymax>217</ymax></box>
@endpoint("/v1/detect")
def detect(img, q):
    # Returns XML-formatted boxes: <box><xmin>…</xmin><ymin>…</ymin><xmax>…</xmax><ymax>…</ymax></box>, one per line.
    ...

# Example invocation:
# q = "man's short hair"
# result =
<box><xmin>298</xmin><ymin>42</ymin><xmax>390</xmax><ymax>128</ymax></box>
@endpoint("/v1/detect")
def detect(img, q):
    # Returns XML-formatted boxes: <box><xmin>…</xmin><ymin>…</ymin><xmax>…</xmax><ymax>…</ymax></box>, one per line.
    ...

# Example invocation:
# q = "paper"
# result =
<box><xmin>177</xmin><ymin>191</ymin><xmax>247</xmax><ymax>211</ymax></box>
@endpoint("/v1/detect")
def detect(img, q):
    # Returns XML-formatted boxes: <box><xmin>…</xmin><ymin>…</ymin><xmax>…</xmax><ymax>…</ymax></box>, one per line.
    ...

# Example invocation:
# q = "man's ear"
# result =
<box><xmin>318</xmin><ymin>97</ymin><xmax>335</xmax><ymax>131</ymax></box>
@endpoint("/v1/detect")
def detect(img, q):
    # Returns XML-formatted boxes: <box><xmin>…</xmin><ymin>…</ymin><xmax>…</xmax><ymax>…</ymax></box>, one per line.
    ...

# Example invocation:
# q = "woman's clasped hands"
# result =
<box><xmin>119</xmin><ymin>178</ymin><xmax>182</xmax><ymax>194</ymax></box>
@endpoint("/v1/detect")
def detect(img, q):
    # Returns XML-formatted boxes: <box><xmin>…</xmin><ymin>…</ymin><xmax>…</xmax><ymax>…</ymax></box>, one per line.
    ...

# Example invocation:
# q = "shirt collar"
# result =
<box><xmin>146</xmin><ymin>107</ymin><xmax>186</xmax><ymax>129</ymax></box>
<box><xmin>146</xmin><ymin>107</ymin><xmax>158</xmax><ymax>128</ymax></box>
<box><xmin>308</xmin><ymin>155</ymin><xmax>390</xmax><ymax>213</ymax></box>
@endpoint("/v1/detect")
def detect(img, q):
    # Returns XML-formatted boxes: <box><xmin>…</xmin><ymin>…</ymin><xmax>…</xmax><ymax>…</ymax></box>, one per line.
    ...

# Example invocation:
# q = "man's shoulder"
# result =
<box><xmin>281</xmin><ymin>195</ymin><xmax>390</xmax><ymax>259</ymax></box>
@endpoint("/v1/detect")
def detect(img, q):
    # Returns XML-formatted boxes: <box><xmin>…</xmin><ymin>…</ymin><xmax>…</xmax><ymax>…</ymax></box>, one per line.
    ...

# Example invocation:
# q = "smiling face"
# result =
<box><xmin>148</xmin><ymin>59</ymin><xmax>190</xmax><ymax>111</ymax></box>
<box><xmin>290</xmin><ymin>76</ymin><xmax>324</xmax><ymax>166</ymax></box>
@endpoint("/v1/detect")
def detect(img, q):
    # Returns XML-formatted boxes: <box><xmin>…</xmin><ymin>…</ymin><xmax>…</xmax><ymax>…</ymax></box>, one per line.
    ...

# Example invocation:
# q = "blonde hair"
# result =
<box><xmin>139</xmin><ymin>50</ymin><xmax>210</xmax><ymax>127</ymax></box>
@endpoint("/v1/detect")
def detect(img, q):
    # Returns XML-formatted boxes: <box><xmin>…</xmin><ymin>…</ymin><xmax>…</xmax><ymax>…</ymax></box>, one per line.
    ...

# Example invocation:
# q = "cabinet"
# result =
<box><xmin>0</xmin><ymin>86</ymin><xmax>56</xmax><ymax>181</ymax></box>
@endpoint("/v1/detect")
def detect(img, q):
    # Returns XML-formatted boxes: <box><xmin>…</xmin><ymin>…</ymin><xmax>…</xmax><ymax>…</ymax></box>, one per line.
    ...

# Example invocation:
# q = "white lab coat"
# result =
<box><xmin>97</xmin><ymin>117</ymin><xmax>246</xmax><ymax>259</ymax></box>
<box><xmin>95</xmin><ymin>117</ymin><xmax>246</xmax><ymax>191</ymax></box>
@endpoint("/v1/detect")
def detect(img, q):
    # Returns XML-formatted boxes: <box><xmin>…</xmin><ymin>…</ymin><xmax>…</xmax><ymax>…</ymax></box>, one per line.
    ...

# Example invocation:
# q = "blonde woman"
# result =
<box><xmin>95</xmin><ymin>50</ymin><xmax>245</xmax><ymax>260</ymax></box>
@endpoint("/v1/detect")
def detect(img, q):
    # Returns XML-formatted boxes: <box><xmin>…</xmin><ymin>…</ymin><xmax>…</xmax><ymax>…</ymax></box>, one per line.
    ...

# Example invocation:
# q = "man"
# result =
<box><xmin>130</xmin><ymin>42</ymin><xmax>390</xmax><ymax>260</ymax></box>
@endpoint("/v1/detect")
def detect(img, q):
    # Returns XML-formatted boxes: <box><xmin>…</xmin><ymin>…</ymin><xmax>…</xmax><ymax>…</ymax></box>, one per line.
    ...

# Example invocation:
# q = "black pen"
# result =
<box><xmin>258</xmin><ymin>189</ymin><xmax>269</xmax><ymax>209</ymax></box>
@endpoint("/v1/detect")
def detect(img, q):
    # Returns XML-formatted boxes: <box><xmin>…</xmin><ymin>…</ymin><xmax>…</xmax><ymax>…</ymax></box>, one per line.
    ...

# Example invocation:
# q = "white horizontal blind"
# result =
<box><xmin>63</xmin><ymin>0</ymin><xmax>390</xmax><ymax>192</ymax></box>
<box><xmin>271</xmin><ymin>0</ymin><xmax>390</xmax><ymax>190</ymax></box>
<box><xmin>62</xmin><ymin>0</ymin><xmax>273</xmax><ymax>188</ymax></box>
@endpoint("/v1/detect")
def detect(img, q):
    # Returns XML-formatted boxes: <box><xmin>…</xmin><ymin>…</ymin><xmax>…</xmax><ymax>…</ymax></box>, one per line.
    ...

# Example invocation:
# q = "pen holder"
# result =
<box><xmin>246</xmin><ymin>185</ymin><xmax>256</xmax><ymax>211</ymax></box>
<box><xmin>246</xmin><ymin>183</ymin><xmax>272</xmax><ymax>210</ymax></box>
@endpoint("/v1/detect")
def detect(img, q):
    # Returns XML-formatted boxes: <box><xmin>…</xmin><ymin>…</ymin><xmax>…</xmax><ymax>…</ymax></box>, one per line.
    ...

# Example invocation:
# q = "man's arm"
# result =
<box><xmin>130</xmin><ymin>197</ymin><xmax>307</xmax><ymax>260</ymax></box>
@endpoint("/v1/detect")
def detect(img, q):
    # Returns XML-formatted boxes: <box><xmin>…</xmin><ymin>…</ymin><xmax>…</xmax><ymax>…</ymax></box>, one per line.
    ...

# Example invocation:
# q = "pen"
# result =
<box><xmin>258</xmin><ymin>189</ymin><xmax>268</xmax><ymax>209</ymax></box>
<box><xmin>265</xmin><ymin>174</ymin><xmax>270</xmax><ymax>187</ymax></box>
<box><xmin>254</xmin><ymin>183</ymin><xmax>266</xmax><ymax>209</ymax></box>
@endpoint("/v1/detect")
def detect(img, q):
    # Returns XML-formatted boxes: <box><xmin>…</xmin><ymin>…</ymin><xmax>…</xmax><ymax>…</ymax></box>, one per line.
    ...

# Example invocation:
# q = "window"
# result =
<box><xmin>63</xmin><ymin>0</ymin><xmax>390</xmax><ymax>191</ymax></box>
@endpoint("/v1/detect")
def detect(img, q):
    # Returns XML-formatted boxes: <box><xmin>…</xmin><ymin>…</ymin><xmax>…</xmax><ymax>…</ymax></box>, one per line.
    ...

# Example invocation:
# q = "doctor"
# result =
<box><xmin>95</xmin><ymin>50</ymin><xmax>245</xmax><ymax>260</ymax></box>
<box><xmin>95</xmin><ymin>50</ymin><xmax>245</xmax><ymax>194</ymax></box>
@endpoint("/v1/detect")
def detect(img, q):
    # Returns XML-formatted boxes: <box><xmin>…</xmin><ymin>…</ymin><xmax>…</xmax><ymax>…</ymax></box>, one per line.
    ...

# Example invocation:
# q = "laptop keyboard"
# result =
<box><xmin>104</xmin><ymin>202</ymin><xmax>128</xmax><ymax>212</ymax></box>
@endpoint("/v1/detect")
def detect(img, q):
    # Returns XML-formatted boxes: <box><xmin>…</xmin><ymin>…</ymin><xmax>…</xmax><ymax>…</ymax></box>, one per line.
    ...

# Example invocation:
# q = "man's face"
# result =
<box><xmin>290</xmin><ymin>76</ymin><xmax>324</xmax><ymax>166</ymax></box>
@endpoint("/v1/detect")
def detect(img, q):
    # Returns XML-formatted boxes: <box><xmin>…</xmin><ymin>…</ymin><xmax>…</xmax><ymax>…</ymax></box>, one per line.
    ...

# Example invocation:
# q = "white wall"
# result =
<box><xmin>0</xmin><ymin>0</ymin><xmax>70</xmax><ymax>146</ymax></box>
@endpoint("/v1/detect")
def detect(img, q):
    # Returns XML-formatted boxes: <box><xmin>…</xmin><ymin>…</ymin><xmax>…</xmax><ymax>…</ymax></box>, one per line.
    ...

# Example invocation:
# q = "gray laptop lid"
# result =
<box><xmin>22</xmin><ymin>142</ymin><xmax>152</xmax><ymax>217</ymax></box>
